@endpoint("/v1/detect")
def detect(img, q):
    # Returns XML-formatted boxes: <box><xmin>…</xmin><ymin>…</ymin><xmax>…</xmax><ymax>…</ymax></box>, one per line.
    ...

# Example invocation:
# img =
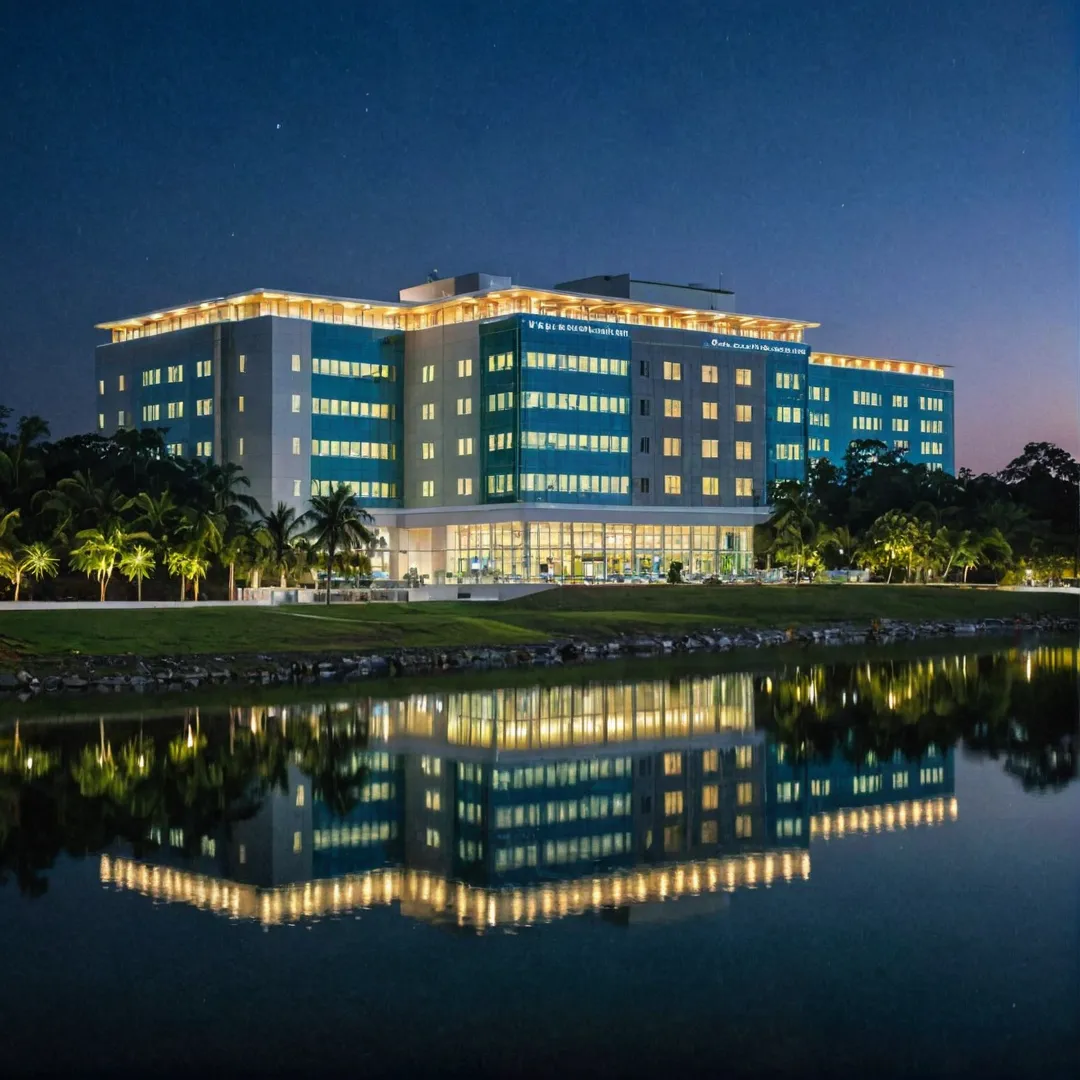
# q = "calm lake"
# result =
<box><xmin>1</xmin><ymin>642</ymin><xmax>1077</xmax><ymax>1077</ymax></box>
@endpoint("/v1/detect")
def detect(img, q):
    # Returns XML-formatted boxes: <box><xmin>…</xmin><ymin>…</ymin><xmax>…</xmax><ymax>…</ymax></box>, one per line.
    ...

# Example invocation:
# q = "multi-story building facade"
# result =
<box><xmin>94</xmin><ymin>271</ymin><xmax>955</xmax><ymax>582</ymax></box>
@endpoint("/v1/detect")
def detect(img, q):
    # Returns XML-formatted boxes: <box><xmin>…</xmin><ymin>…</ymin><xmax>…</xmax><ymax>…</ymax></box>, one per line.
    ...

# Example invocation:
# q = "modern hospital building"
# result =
<box><xmin>94</xmin><ymin>271</ymin><xmax>955</xmax><ymax>582</ymax></box>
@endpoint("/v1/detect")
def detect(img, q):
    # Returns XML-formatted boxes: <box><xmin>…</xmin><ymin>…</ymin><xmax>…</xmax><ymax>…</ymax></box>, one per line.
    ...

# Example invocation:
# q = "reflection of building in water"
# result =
<box><xmin>766</xmin><ymin>740</ymin><xmax>958</xmax><ymax>844</ymax></box>
<box><xmin>100</xmin><ymin>671</ymin><xmax>959</xmax><ymax>929</ymax></box>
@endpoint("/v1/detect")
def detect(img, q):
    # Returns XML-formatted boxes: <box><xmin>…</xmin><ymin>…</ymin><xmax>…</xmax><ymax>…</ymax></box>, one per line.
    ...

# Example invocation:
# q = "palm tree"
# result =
<box><xmin>0</xmin><ymin>508</ymin><xmax>20</xmax><ymax>597</ymax></box>
<box><xmin>126</xmin><ymin>490</ymin><xmax>182</xmax><ymax>551</ymax></box>
<box><xmin>119</xmin><ymin>544</ymin><xmax>156</xmax><ymax>602</ymax></box>
<box><xmin>14</xmin><ymin>542</ymin><xmax>59</xmax><ymax>600</ymax></box>
<box><xmin>767</xmin><ymin>481</ymin><xmax>818</xmax><ymax>584</ymax></box>
<box><xmin>70</xmin><ymin>526</ymin><xmax>148</xmax><ymax>601</ymax></box>
<box><xmin>256</xmin><ymin>503</ymin><xmax>305</xmax><ymax>587</ymax></box>
<box><xmin>301</xmin><ymin>486</ymin><xmax>375</xmax><ymax>605</ymax></box>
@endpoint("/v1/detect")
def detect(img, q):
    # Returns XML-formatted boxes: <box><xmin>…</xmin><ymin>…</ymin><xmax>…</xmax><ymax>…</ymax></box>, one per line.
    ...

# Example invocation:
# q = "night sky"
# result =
<box><xmin>1</xmin><ymin>0</ymin><xmax>1075</xmax><ymax>472</ymax></box>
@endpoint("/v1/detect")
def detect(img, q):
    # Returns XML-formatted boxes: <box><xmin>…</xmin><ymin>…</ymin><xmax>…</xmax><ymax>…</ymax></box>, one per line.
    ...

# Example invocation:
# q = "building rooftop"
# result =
<box><xmin>96</xmin><ymin>282</ymin><xmax>819</xmax><ymax>345</ymax></box>
<box><xmin>810</xmin><ymin>351</ymin><xmax>949</xmax><ymax>380</ymax></box>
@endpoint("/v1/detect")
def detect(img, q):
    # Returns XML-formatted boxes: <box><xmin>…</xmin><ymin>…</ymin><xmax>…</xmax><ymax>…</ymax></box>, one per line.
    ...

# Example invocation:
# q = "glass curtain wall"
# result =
<box><xmin>436</xmin><ymin>522</ymin><xmax>752</xmax><ymax>583</ymax></box>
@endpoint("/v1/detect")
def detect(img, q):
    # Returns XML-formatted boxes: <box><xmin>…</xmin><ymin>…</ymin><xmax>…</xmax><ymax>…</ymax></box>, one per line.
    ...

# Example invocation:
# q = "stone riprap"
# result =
<box><xmin>0</xmin><ymin>614</ymin><xmax>1075</xmax><ymax>702</ymax></box>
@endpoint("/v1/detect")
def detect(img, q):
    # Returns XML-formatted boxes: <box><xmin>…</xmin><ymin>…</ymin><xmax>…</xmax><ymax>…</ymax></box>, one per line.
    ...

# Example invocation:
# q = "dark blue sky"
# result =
<box><xmin>1</xmin><ymin>0</ymin><xmax>1075</xmax><ymax>471</ymax></box>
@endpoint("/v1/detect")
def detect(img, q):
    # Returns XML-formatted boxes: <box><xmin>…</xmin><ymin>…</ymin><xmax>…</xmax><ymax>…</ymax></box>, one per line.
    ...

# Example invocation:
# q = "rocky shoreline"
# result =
<box><xmin>0</xmin><ymin>614</ymin><xmax>1075</xmax><ymax>702</ymax></box>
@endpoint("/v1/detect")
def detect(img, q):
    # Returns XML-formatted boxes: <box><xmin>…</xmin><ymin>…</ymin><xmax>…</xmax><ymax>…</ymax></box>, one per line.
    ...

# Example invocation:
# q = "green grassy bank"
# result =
<box><xmin>0</xmin><ymin>585</ymin><xmax>1075</xmax><ymax>662</ymax></box>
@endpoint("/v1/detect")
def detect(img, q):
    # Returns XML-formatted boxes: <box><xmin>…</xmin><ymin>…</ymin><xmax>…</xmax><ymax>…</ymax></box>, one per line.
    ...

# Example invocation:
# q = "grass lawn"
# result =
<box><xmin>0</xmin><ymin>585</ymin><xmax>1075</xmax><ymax>662</ymax></box>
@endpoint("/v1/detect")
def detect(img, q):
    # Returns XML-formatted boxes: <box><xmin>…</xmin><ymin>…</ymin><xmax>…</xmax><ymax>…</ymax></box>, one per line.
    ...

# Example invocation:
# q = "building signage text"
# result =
<box><xmin>525</xmin><ymin>318</ymin><xmax>630</xmax><ymax>340</ymax></box>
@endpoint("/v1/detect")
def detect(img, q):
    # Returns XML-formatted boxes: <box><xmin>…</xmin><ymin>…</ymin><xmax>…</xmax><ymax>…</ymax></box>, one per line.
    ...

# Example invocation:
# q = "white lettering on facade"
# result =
<box><xmin>525</xmin><ymin>318</ymin><xmax>630</xmax><ymax>340</ymax></box>
<box><xmin>704</xmin><ymin>337</ymin><xmax>807</xmax><ymax>356</ymax></box>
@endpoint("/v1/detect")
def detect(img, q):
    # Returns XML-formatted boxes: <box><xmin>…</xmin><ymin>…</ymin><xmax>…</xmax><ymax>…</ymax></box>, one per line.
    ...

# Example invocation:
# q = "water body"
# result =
<box><xmin>0</xmin><ymin>643</ymin><xmax>1076</xmax><ymax>1078</ymax></box>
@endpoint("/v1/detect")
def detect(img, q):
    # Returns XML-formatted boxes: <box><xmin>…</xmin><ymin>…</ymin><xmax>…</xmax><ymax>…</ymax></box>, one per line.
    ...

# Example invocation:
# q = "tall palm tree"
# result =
<box><xmin>256</xmin><ymin>503</ymin><xmax>305</xmax><ymax>587</ymax></box>
<box><xmin>119</xmin><ymin>544</ymin><xmax>156</xmax><ymax>602</ymax></box>
<box><xmin>14</xmin><ymin>542</ymin><xmax>59</xmax><ymax>601</ymax></box>
<box><xmin>301</xmin><ymin>486</ymin><xmax>375</xmax><ymax>605</ymax></box>
<box><xmin>767</xmin><ymin>481</ymin><xmax>818</xmax><ymax>584</ymax></box>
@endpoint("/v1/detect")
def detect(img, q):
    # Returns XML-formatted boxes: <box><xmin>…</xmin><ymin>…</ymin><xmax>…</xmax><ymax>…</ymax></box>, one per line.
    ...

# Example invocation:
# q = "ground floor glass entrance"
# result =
<box><xmin>392</xmin><ymin>521</ymin><xmax>753</xmax><ymax>584</ymax></box>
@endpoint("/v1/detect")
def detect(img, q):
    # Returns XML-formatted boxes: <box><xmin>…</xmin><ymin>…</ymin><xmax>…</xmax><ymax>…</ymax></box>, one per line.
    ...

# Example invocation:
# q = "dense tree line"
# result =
<box><xmin>0</xmin><ymin>407</ymin><xmax>379</xmax><ymax>602</ymax></box>
<box><xmin>760</xmin><ymin>439</ymin><xmax>1080</xmax><ymax>584</ymax></box>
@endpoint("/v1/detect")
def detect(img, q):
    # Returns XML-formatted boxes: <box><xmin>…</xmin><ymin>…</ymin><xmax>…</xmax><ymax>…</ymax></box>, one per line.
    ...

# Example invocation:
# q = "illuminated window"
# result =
<box><xmin>237</xmin><ymin>437</ymin><xmax>245</xmax><ymax>456</ymax></box>
<box><xmin>736</xmin><ymin>782</ymin><xmax>753</xmax><ymax>806</ymax></box>
<box><xmin>422</xmin><ymin>403</ymin><xmax>435</xmax><ymax>420</ymax></box>
<box><xmin>663</xmin><ymin>790</ymin><xmax>684</xmax><ymax>815</ymax></box>
<box><xmin>237</xmin><ymin>355</ymin><xmax>246</xmax><ymax>373</ymax></box>
<box><xmin>775</xmin><ymin>371</ymin><xmax>801</xmax><ymax>390</ymax></box>
<box><xmin>456</xmin><ymin>397</ymin><xmax>472</xmax><ymax>415</ymax></box>
<box><xmin>426</xmin><ymin>828</ymin><xmax>440</xmax><ymax>848</ymax></box>
<box><xmin>167</xmin><ymin>401</ymin><xmax>183</xmax><ymax>419</ymax></box>
<box><xmin>421</xmin><ymin>480</ymin><xmax>435</xmax><ymax>498</ymax></box>
<box><xmin>118</xmin><ymin>374</ymin><xmax>126</xmax><ymax>391</ymax></box>
<box><xmin>892</xmin><ymin>394</ymin><xmax>908</xmax><ymax>408</ymax></box>
<box><xmin>702</xmin><ymin>401</ymin><xmax>718</xmax><ymax>420</ymax></box>
<box><xmin>195</xmin><ymin>441</ymin><xmax>212</xmax><ymax>457</ymax></box>
<box><xmin>291</xmin><ymin>437</ymin><xmax>301</xmax><ymax>455</ymax></box>
<box><xmin>663</xmin><ymin>360</ymin><xmax>682</xmax><ymax>381</ymax></box>
<box><xmin>425</xmin><ymin>790</ymin><xmax>441</xmax><ymax>811</ymax></box>
<box><xmin>664</xmin><ymin>397</ymin><xmax>682</xmax><ymax>417</ymax></box>
<box><xmin>98</xmin><ymin>379</ymin><xmax>105</xmax><ymax>395</ymax></box>
<box><xmin>457</xmin><ymin>437</ymin><xmax>473</xmax><ymax>456</ymax></box>
<box><xmin>735</xmin><ymin>814</ymin><xmax>752</xmax><ymax>838</ymax></box>
<box><xmin>702</xmin><ymin>784</ymin><xmax>719</xmax><ymax>810</ymax></box>
<box><xmin>289</xmin><ymin>393</ymin><xmax>301</xmax><ymax>413</ymax></box>
<box><xmin>735</xmin><ymin>368</ymin><xmax>751</xmax><ymax>386</ymax></box>
<box><xmin>852</xmin><ymin>775</ymin><xmax>883</xmax><ymax>794</ymax></box>
<box><xmin>663</xmin><ymin>752</ymin><xmax>682</xmax><ymax>775</ymax></box>
<box><xmin>663</xmin><ymin>437</ymin><xmax>682</xmax><ymax>456</ymax></box>
<box><xmin>735</xmin><ymin>745</ymin><xmax>753</xmax><ymax>769</ymax></box>
<box><xmin>702</xmin><ymin>750</ymin><xmax>719</xmax><ymax>773</ymax></box>
<box><xmin>292</xmin><ymin>831</ymin><xmax>302</xmax><ymax>853</ymax></box>
<box><xmin>292</xmin><ymin>479</ymin><xmax>302</xmax><ymax>497</ymax></box>
<box><xmin>457</xmin><ymin>477</ymin><xmax>473</xmax><ymax>496</ymax></box>
<box><xmin>664</xmin><ymin>474</ymin><xmax>681</xmax><ymax>495</ymax></box>
<box><xmin>893</xmin><ymin>771</ymin><xmax>909</xmax><ymax>789</ymax></box>
<box><xmin>295</xmin><ymin>785</ymin><xmax>305</xmax><ymax>808</ymax></box>
<box><xmin>97</xmin><ymin>412</ymin><xmax>105</xmax><ymax>429</ymax></box>
<box><xmin>422</xmin><ymin>442</ymin><xmax>435</xmax><ymax>460</ymax></box>
<box><xmin>196</xmin><ymin>360</ymin><xmax>212</xmax><ymax>378</ymax></box>
<box><xmin>140</xmin><ymin>404</ymin><xmax>160</xmax><ymax>422</ymax></box>
<box><xmin>196</xmin><ymin>398</ymin><xmax>212</xmax><ymax>416</ymax></box>
<box><xmin>702</xmin><ymin>439</ymin><xmax>719</xmax><ymax>458</ymax></box>
<box><xmin>776</xmin><ymin>781</ymin><xmax>800</xmax><ymax>803</ymax></box>
<box><xmin>735</xmin><ymin>477</ymin><xmax>753</xmax><ymax>497</ymax></box>
<box><xmin>421</xmin><ymin>364</ymin><xmax>436</xmax><ymax>383</ymax></box>
<box><xmin>237</xmin><ymin>395</ymin><xmax>245</xmax><ymax>413</ymax></box>
<box><xmin>701</xmin><ymin>364</ymin><xmax>718</xmax><ymax>384</ymax></box>
<box><xmin>458</xmin><ymin>358</ymin><xmax>473</xmax><ymax>377</ymax></box>
<box><xmin>702</xmin><ymin>476</ymin><xmax>719</xmax><ymax>495</ymax></box>
<box><xmin>735</xmin><ymin>403</ymin><xmax>752</xmax><ymax>422</ymax></box>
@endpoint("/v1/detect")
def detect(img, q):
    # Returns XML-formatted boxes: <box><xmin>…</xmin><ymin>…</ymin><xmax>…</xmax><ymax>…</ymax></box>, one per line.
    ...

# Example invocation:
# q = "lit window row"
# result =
<box><xmin>312</xmin><ymin>822</ymin><xmax>397</xmax><ymax>849</ymax></box>
<box><xmin>920</xmin><ymin>441</ymin><xmax>943</xmax><ymax>455</ymax></box>
<box><xmin>520</xmin><ymin>473</ymin><xmax>630</xmax><ymax>495</ymax></box>
<box><xmin>313</xmin><ymin>357</ymin><xmax>394</xmax><ymax>379</ymax></box>
<box><xmin>487</xmin><ymin>474</ymin><xmax>513</xmax><ymax>495</ymax></box>
<box><xmin>893</xmin><ymin>439</ymin><xmax>909</xmax><ymax>451</ymax></box>
<box><xmin>808</xmin><ymin>437</ymin><xmax>831</xmax><ymax>452</ymax></box>
<box><xmin>166</xmin><ymin>442</ymin><xmax>184</xmax><ymax>456</ymax></box>
<box><xmin>735</xmin><ymin>368</ymin><xmax>752</xmax><ymax>386</ymax></box>
<box><xmin>312</xmin><ymin>398</ymin><xmax>395</xmax><ymax>419</ymax></box>
<box><xmin>167</xmin><ymin>364</ymin><xmax>183</xmax><ymax>383</ymax></box>
<box><xmin>520</xmin><ymin>391</ymin><xmax>630</xmax><ymax>414</ymax></box>
<box><xmin>893</xmin><ymin>418</ymin><xmax>909</xmax><ymax>432</ymax></box>
<box><xmin>809</xmin><ymin>411</ymin><xmax>829</xmax><ymax>427</ymax></box>
<box><xmin>776</xmin><ymin>818</ymin><xmax>803</xmax><ymax>838</ymax></box>
<box><xmin>488</xmin><ymin>432</ymin><xmax>513</xmax><ymax>451</ymax></box>
<box><xmin>920</xmin><ymin>419</ymin><xmax>943</xmax><ymax>433</ymax></box>
<box><xmin>853</xmin><ymin>390</ymin><xmax>881</xmax><ymax>406</ymax></box>
<box><xmin>141</xmin><ymin>404</ymin><xmax>160</xmax><ymax>422</ymax></box>
<box><xmin>521</xmin><ymin>431</ymin><xmax>630</xmax><ymax>454</ymax></box>
<box><xmin>456</xmin><ymin>477</ymin><xmax>473</xmax><ymax>496</ymax></box>
<box><xmin>311</xmin><ymin>479</ymin><xmax>397</xmax><ymax>498</ymax></box>
<box><xmin>664</xmin><ymin>398</ymin><xmax>682</xmax><ymax>417</ymax></box>
<box><xmin>809</xmin><ymin>385</ymin><xmax>830</xmax><ymax>401</ymax></box>
<box><xmin>195</xmin><ymin>441</ymin><xmax>212</xmax><ymax>457</ymax></box>
<box><xmin>311</xmin><ymin>439</ymin><xmax>395</xmax><ymax>459</ymax></box>
<box><xmin>664</xmin><ymin>360</ymin><xmax>681</xmax><ymax>381</ymax></box>
<box><xmin>524</xmin><ymin>351</ymin><xmax>630</xmax><ymax>376</ymax></box>
<box><xmin>142</xmin><ymin>368</ymin><xmax>161</xmax><ymax>386</ymax></box>
<box><xmin>458</xmin><ymin>358</ymin><xmax>473</xmax><ymax>377</ymax></box>
<box><xmin>853</xmin><ymin>775</ymin><xmax>882</xmax><ymax>794</ymax></box>
<box><xmin>542</xmin><ymin>832</ymin><xmax>631</xmax><ymax>866</ymax></box>
<box><xmin>920</xmin><ymin>396</ymin><xmax>944</xmax><ymax>412</ymax></box>
<box><xmin>421</xmin><ymin>364</ymin><xmax>435</xmax><ymax>382</ymax></box>
<box><xmin>775</xmin><ymin>371</ymin><xmax>802</xmax><ymax>390</ymax></box>
<box><xmin>167</xmin><ymin>401</ymin><xmax>183</xmax><ymax>419</ymax></box>
<box><xmin>852</xmin><ymin>415</ymin><xmax>882</xmax><ymax>431</ymax></box>
<box><xmin>701</xmin><ymin>364</ymin><xmax>718</xmax><ymax>384</ymax></box>
<box><xmin>196</xmin><ymin>398</ymin><xmax>212</xmax><ymax>416</ymax></box>
<box><xmin>775</xmin><ymin>406</ymin><xmax>802</xmax><ymax>423</ymax></box>
<box><xmin>775</xmin><ymin>443</ymin><xmax>803</xmax><ymax>460</ymax></box>
<box><xmin>810</xmin><ymin>779</ymin><xmax>831</xmax><ymax>796</ymax></box>
<box><xmin>892</xmin><ymin>394</ymin><xmax>908</xmax><ymax>408</ymax></box>
<box><xmin>456</xmin><ymin>397</ymin><xmax>473</xmax><ymax>415</ymax></box>
<box><xmin>488</xmin><ymin>351</ymin><xmax>514</xmax><ymax>371</ymax></box>
<box><xmin>491</xmin><ymin>759</ymin><xmax>632</xmax><ymax>789</ymax></box>
<box><xmin>196</xmin><ymin>360</ymin><xmax>212</xmax><ymax>378</ymax></box>
<box><xmin>776</xmin><ymin>781</ymin><xmax>801</xmax><ymax>803</ymax></box>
